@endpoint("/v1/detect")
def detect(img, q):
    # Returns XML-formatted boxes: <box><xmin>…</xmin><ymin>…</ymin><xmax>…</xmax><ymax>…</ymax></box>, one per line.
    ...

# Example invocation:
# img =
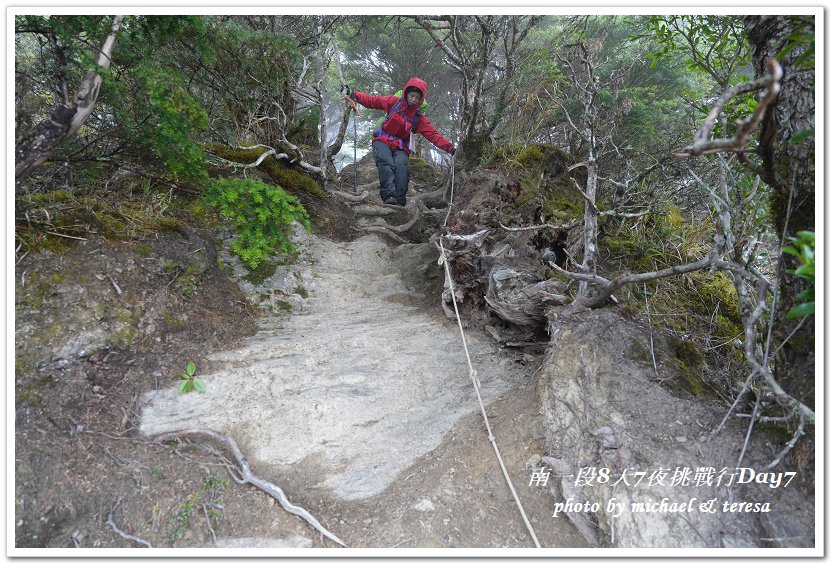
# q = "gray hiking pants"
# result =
<box><xmin>372</xmin><ymin>141</ymin><xmax>410</xmax><ymax>204</ymax></box>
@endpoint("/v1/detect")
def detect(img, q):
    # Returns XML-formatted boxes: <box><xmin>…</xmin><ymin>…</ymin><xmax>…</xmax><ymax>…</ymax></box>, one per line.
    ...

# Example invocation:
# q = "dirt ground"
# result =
<box><xmin>13</xmin><ymin>194</ymin><xmax>588</xmax><ymax>551</ymax></box>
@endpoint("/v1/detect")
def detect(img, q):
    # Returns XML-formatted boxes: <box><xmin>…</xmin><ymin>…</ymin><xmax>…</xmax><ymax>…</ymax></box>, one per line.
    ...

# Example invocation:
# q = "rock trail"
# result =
<box><xmin>140</xmin><ymin>233</ymin><xmax>524</xmax><ymax>502</ymax></box>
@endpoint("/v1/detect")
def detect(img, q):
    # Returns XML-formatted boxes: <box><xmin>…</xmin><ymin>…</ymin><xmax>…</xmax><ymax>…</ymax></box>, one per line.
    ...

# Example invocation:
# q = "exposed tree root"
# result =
<box><xmin>353</xmin><ymin>204</ymin><xmax>397</xmax><ymax>216</ymax></box>
<box><xmin>330</xmin><ymin>189</ymin><xmax>369</xmax><ymax>202</ymax></box>
<box><xmin>354</xmin><ymin>225</ymin><xmax>409</xmax><ymax>244</ymax></box>
<box><xmin>153</xmin><ymin>428</ymin><xmax>347</xmax><ymax>548</ymax></box>
<box><xmin>106</xmin><ymin>498</ymin><xmax>153</xmax><ymax>548</ymax></box>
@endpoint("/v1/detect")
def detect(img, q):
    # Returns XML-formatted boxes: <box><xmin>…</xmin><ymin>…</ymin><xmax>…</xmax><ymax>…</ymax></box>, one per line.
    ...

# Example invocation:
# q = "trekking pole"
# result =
<box><xmin>353</xmin><ymin>109</ymin><xmax>358</xmax><ymax>192</ymax></box>
<box><xmin>340</xmin><ymin>94</ymin><xmax>360</xmax><ymax>192</ymax></box>
<box><xmin>331</xmin><ymin>35</ymin><xmax>360</xmax><ymax>193</ymax></box>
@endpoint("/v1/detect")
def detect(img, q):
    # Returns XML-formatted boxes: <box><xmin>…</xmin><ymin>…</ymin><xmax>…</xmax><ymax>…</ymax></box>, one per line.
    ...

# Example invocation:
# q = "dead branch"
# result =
<box><xmin>599</xmin><ymin>209</ymin><xmax>650</xmax><ymax>219</ymax></box>
<box><xmin>767</xmin><ymin>419</ymin><xmax>806</xmax><ymax>469</ymax></box>
<box><xmin>153</xmin><ymin>429</ymin><xmax>347</xmax><ymax>547</ymax></box>
<box><xmin>542</xmin><ymin>258</ymin><xmax>610</xmax><ymax>286</ymax></box>
<box><xmin>203</xmin><ymin>505</ymin><xmax>218</xmax><ymax>546</ymax></box>
<box><xmin>571</xmin><ymin>177</ymin><xmax>599</xmax><ymax>214</ymax></box>
<box><xmin>673</xmin><ymin>59</ymin><xmax>782</xmax><ymax>158</ymax></box>
<box><xmin>545</xmin><ymin>251</ymin><xmax>716</xmax><ymax>310</ymax></box>
<box><xmin>499</xmin><ymin>220</ymin><xmax>579</xmax><ymax>233</ymax></box>
<box><xmin>205</xmin><ymin>144</ymin><xmax>323</xmax><ymax>176</ymax></box>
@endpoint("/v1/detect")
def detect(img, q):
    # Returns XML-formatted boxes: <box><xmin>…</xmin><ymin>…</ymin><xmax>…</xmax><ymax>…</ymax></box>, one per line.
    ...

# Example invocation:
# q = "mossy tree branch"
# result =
<box><xmin>203</xmin><ymin>143</ymin><xmax>327</xmax><ymax>200</ymax></box>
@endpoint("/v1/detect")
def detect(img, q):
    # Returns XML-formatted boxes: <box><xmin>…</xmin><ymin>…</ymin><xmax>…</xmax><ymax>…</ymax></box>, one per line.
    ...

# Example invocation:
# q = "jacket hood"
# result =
<box><xmin>403</xmin><ymin>77</ymin><xmax>428</xmax><ymax>108</ymax></box>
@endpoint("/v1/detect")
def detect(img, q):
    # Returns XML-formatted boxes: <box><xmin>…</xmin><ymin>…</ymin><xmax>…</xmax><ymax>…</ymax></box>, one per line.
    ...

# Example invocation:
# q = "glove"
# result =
<box><xmin>340</xmin><ymin>84</ymin><xmax>352</xmax><ymax>97</ymax></box>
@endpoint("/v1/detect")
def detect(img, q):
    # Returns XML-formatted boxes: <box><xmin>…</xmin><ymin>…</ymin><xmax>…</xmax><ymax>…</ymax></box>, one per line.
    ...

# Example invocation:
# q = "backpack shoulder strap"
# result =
<box><xmin>387</xmin><ymin>98</ymin><xmax>403</xmax><ymax>117</ymax></box>
<box><xmin>412</xmin><ymin>108</ymin><xmax>422</xmax><ymax>131</ymax></box>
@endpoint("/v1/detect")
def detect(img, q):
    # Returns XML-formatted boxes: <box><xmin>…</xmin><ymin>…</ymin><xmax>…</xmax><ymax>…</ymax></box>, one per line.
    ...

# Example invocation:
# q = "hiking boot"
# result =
<box><xmin>383</xmin><ymin>197</ymin><xmax>400</xmax><ymax>205</ymax></box>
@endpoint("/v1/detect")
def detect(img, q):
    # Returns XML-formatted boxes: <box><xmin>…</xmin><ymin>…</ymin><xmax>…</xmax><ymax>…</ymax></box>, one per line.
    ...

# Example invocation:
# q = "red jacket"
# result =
<box><xmin>352</xmin><ymin>77</ymin><xmax>454</xmax><ymax>155</ymax></box>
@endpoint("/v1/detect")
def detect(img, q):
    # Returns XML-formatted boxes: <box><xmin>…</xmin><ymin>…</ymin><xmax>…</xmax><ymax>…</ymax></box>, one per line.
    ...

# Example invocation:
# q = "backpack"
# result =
<box><xmin>374</xmin><ymin>91</ymin><xmax>425</xmax><ymax>150</ymax></box>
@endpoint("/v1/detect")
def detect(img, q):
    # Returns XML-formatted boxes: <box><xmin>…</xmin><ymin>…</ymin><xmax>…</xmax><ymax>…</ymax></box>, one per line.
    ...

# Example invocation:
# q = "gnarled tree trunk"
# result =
<box><xmin>743</xmin><ymin>15</ymin><xmax>816</xmax><ymax>408</ymax></box>
<box><xmin>16</xmin><ymin>15</ymin><xmax>123</xmax><ymax>182</ymax></box>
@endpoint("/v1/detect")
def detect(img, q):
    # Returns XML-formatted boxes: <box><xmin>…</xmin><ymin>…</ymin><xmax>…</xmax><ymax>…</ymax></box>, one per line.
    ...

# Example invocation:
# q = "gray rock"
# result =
<box><xmin>215</xmin><ymin>536</ymin><xmax>312</xmax><ymax>548</ymax></box>
<box><xmin>539</xmin><ymin>310</ymin><xmax>813</xmax><ymax>548</ymax></box>
<box><xmin>414</xmin><ymin>499</ymin><xmax>436</xmax><ymax>512</ymax></box>
<box><xmin>52</xmin><ymin>330</ymin><xmax>109</xmax><ymax>361</ymax></box>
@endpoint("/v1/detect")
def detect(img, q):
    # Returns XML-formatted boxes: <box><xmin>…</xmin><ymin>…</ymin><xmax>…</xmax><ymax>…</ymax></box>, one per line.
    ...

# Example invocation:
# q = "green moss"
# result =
<box><xmin>408</xmin><ymin>156</ymin><xmax>439</xmax><ymax>182</ymax></box>
<box><xmin>30</xmin><ymin>190</ymin><xmax>74</xmax><ymax>205</ymax></box>
<box><xmin>135</xmin><ymin>243</ymin><xmax>153</xmax><ymax>258</ymax></box>
<box><xmin>669</xmin><ymin>335</ymin><xmax>704</xmax><ymax>368</ymax></box>
<box><xmin>602</xmin><ymin>236</ymin><xmax>639</xmax><ymax>253</ymax></box>
<box><xmin>114</xmin><ymin>306</ymin><xmax>140</xmax><ymax>323</ymax></box>
<box><xmin>155</xmin><ymin>217</ymin><xmax>186</xmax><ymax>231</ymax></box>
<box><xmin>626</xmin><ymin>338</ymin><xmax>652</xmax><ymax>364</ymax></box>
<box><xmin>514</xmin><ymin>177</ymin><xmax>541</xmax><ymax>208</ymax></box>
<box><xmin>787</xmin><ymin>335</ymin><xmax>812</xmax><ymax>354</ymax></box>
<box><xmin>174</xmin><ymin>263</ymin><xmax>202</xmax><ymax>296</ymax></box>
<box><xmin>276</xmin><ymin>300</ymin><xmax>292</xmax><ymax>313</ymax></box>
<box><xmin>515</xmin><ymin>145</ymin><xmax>545</xmax><ymax>170</ymax></box>
<box><xmin>519</xmin><ymin>144</ymin><xmax>574</xmax><ymax>172</ymax></box>
<box><xmin>464</xmin><ymin>134</ymin><xmax>492</xmax><ymax>168</ymax></box>
<box><xmin>162</xmin><ymin>314</ymin><xmax>188</xmax><ymax>332</ymax></box>
<box><xmin>110</xmin><ymin>327</ymin><xmax>138</xmax><ymax>349</ymax></box>
<box><xmin>678</xmin><ymin>360</ymin><xmax>706</xmax><ymax>396</ymax></box>
<box><xmin>601</xmin><ymin>235</ymin><xmax>661</xmax><ymax>271</ymax></box>
<box><xmin>667</xmin><ymin>335</ymin><xmax>708</xmax><ymax>397</ymax></box>
<box><xmin>243</xmin><ymin>260</ymin><xmax>277</xmax><ymax>285</ymax></box>
<box><xmin>688</xmin><ymin>272</ymin><xmax>743</xmax><ymax>340</ymax></box>
<box><xmin>294</xmin><ymin>285</ymin><xmax>309</xmax><ymax>299</ymax></box>
<box><xmin>161</xmin><ymin>258</ymin><xmax>175</xmax><ymax>274</ymax></box>
<box><xmin>756</xmin><ymin>421</ymin><xmax>793</xmax><ymax>446</ymax></box>
<box><xmin>265</xmin><ymin>158</ymin><xmax>327</xmax><ymax>200</ymax></box>
<box><xmin>186</xmin><ymin>199</ymin><xmax>219</xmax><ymax>227</ymax></box>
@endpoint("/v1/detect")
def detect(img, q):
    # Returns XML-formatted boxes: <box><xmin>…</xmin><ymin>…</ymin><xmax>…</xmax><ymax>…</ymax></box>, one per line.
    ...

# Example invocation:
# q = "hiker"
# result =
<box><xmin>341</xmin><ymin>77</ymin><xmax>455</xmax><ymax>206</ymax></box>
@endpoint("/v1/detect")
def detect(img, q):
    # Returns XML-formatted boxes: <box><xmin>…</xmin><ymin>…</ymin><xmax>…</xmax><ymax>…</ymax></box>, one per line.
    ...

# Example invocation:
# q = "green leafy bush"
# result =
<box><xmin>782</xmin><ymin>230</ymin><xmax>815</xmax><ymax>318</ymax></box>
<box><xmin>129</xmin><ymin>63</ymin><xmax>209</xmax><ymax>182</ymax></box>
<box><xmin>205</xmin><ymin>178</ymin><xmax>310</xmax><ymax>269</ymax></box>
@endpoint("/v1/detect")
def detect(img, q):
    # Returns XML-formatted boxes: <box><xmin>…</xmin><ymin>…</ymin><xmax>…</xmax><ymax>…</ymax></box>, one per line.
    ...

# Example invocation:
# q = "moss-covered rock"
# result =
<box><xmin>407</xmin><ymin>156</ymin><xmax>440</xmax><ymax>185</ymax></box>
<box><xmin>242</xmin><ymin>259</ymin><xmax>278</xmax><ymax>285</ymax></box>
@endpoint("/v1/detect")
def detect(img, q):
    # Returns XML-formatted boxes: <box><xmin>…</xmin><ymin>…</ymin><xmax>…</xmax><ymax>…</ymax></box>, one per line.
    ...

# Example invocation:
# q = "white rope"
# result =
<box><xmin>437</xmin><ymin>156</ymin><xmax>542</xmax><ymax>548</ymax></box>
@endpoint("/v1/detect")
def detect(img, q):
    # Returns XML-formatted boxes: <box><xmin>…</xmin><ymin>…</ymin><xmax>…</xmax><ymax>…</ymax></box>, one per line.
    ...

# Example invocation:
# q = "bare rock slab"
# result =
<box><xmin>140</xmin><ymin>234</ymin><xmax>522</xmax><ymax>500</ymax></box>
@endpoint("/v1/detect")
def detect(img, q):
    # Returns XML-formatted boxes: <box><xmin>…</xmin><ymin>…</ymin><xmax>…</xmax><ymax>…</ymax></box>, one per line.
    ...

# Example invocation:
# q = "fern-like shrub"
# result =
<box><xmin>205</xmin><ymin>178</ymin><xmax>310</xmax><ymax>269</ymax></box>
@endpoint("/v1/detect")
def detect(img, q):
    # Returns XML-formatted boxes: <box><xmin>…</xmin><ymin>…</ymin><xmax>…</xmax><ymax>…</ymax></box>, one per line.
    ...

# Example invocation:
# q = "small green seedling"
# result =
<box><xmin>178</xmin><ymin>361</ymin><xmax>206</xmax><ymax>395</ymax></box>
